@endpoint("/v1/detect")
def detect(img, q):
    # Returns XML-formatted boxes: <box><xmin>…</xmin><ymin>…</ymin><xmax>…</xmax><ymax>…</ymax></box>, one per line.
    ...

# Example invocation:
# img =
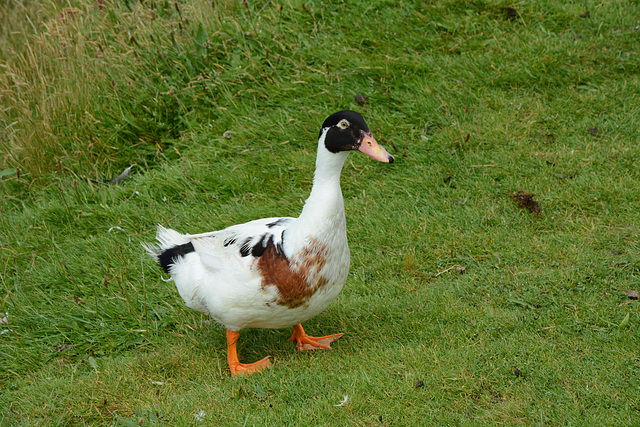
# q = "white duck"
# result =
<box><xmin>145</xmin><ymin>110</ymin><xmax>394</xmax><ymax>376</ymax></box>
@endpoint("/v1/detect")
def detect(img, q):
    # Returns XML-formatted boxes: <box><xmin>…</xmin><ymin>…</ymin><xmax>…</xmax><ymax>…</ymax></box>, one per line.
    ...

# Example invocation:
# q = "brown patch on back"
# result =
<box><xmin>257</xmin><ymin>238</ymin><xmax>329</xmax><ymax>308</ymax></box>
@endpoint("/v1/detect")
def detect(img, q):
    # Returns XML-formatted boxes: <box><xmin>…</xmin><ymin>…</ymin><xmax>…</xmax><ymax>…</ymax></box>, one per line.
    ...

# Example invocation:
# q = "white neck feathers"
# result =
<box><xmin>291</xmin><ymin>129</ymin><xmax>349</xmax><ymax>238</ymax></box>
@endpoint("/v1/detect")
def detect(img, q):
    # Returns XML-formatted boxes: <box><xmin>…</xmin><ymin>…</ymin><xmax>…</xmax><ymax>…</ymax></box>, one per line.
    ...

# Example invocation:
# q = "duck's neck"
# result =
<box><xmin>294</xmin><ymin>136</ymin><xmax>350</xmax><ymax>237</ymax></box>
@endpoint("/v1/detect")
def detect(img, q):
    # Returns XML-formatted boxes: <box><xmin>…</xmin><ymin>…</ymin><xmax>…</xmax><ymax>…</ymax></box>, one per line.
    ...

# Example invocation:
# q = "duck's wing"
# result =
<box><xmin>189</xmin><ymin>217</ymin><xmax>295</xmax><ymax>273</ymax></box>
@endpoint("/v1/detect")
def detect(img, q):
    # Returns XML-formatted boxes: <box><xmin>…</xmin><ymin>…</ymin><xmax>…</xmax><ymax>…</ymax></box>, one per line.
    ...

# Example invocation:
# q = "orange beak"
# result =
<box><xmin>357</xmin><ymin>133</ymin><xmax>394</xmax><ymax>163</ymax></box>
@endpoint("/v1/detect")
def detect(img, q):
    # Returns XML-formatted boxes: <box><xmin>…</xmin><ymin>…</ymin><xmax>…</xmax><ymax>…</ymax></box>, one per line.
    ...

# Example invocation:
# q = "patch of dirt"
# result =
<box><xmin>510</xmin><ymin>190</ymin><xmax>541</xmax><ymax>215</ymax></box>
<box><xmin>541</xmin><ymin>132</ymin><xmax>556</xmax><ymax>144</ymax></box>
<box><xmin>355</xmin><ymin>94</ymin><xmax>367</xmax><ymax>105</ymax></box>
<box><xmin>504</xmin><ymin>7</ymin><xmax>517</xmax><ymax>19</ymax></box>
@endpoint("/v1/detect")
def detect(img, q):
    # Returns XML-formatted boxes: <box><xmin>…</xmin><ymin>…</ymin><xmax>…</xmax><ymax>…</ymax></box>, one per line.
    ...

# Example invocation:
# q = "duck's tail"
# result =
<box><xmin>143</xmin><ymin>225</ymin><xmax>194</xmax><ymax>274</ymax></box>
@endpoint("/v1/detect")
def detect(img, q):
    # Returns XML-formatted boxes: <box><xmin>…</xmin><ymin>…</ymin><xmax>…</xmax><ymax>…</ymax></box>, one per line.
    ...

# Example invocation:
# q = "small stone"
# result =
<box><xmin>554</xmin><ymin>173</ymin><xmax>574</xmax><ymax>180</ymax></box>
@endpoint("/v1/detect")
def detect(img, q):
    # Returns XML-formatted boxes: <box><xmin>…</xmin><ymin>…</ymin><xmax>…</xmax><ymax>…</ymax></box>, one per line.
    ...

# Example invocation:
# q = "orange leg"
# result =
<box><xmin>289</xmin><ymin>323</ymin><xmax>343</xmax><ymax>351</ymax></box>
<box><xmin>226</xmin><ymin>329</ymin><xmax>271</xmax><ymax>376</ymax></box>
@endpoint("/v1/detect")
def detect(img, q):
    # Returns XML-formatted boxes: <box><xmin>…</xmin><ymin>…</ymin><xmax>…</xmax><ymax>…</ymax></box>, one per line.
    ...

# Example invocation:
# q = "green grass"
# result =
<box><xmin>2</xmin><ymin>0</ymin><xmax>640</xmax><ymax>424</ymax></box>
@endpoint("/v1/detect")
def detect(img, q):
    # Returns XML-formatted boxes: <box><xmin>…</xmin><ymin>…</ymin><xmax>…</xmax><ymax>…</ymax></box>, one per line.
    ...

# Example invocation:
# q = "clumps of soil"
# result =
<box><xmin>511</xmin><ymin>190</ymin><xmax>541</xmax><ymax>215</ymax></box>
<box><xmin>355</xmin><ymin>94</ymin><xmax>367</xmax><ymax>105</ymax></box>
<box><xmin>540</xmin><ymin>132</ymin><xmax>556</xmax><ymax>144</ymax></box>
<box><xmin>504</xmin><ymin>7</ymin><xmax>518</xmax><ymax>20</ymax></box>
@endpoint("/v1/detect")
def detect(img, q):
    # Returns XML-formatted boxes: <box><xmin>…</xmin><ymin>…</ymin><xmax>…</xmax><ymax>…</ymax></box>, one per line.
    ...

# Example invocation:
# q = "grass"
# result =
<box><xmin>1</xmin><ymin>0</ymin><xmax>640</xmax><ymax>424</ymax></box>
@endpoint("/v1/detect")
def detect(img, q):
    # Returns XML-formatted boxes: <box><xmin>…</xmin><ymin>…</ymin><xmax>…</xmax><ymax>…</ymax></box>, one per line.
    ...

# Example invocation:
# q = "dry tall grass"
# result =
<box><xmin>0</xmin><ymin>0</ymin><xmax>231</xmax><ymax>180</ymax></box>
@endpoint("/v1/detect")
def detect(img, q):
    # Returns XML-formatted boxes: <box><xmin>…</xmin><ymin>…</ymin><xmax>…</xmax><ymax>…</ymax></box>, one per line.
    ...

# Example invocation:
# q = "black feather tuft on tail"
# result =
<box><xmin>157</xmin><ymin>242</ymin><xmax>195</xmax><ymax>274</ymax></box>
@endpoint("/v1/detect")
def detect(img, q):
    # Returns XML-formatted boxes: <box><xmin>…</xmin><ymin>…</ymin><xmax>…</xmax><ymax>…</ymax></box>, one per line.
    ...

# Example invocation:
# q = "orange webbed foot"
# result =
<box><xmin>226</xmin><ymin>329</ymin><xmax>272</xmax><ymax>377</ymax></box>
<box><xmin>289</xmin><ymin>323</ymin><xmax>343</xmax><ymax>351</ymax></box>
<box><xmin>229</xmin><ymin>356</ymin><xmax>272</xmax><ymax>377</ymax></box>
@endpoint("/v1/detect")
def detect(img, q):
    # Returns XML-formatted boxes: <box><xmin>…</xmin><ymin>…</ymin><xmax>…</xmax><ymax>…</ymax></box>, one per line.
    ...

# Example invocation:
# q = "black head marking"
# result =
<box><xmin>320</xmin><ymin>110</ymin><xmax>371</xmax><ymax>154</ymax></box>
<box><xmin>158</xmin><ymin>242</ymin><xmax>195</xmax><ymax>274</ymax></box>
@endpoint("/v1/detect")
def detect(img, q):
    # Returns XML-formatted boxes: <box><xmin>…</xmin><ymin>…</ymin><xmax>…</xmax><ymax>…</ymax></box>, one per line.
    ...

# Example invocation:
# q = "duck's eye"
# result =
<box><xmin>338</xmin><ymin>119</ymin><xmax>350</xmax><ymax>129</ymax></box>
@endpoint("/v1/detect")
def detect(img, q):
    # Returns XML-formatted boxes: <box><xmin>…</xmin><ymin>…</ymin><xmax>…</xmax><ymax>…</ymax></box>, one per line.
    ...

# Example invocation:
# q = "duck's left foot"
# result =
<box><xmin>289</xmin><ymin>323</ymin><xmax>343</xmax><ymax>351</ymax></box>
<box><xmin>227</xmin><ymin>329</ymin><xmax>272</xmax><ymax>376</ymax></box>
<box><xmin>229</xmin><ymin>356</ymin><xmax>272</xmax><ymax>377</ymax></box>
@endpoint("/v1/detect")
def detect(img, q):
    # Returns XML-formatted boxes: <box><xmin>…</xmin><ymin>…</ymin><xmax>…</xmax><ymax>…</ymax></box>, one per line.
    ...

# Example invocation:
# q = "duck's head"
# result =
<box><xmin>320</xmin><ymin>111</ymin><xmax>394</xmax><ymax>163</ymax></box>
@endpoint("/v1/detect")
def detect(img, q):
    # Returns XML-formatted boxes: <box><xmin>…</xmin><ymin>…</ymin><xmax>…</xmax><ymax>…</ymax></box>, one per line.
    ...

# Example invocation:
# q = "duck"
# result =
<box><xmin>145</xmin><ymin>110</ymin><xmax>394</xmax><ymax>376</ymax></box>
